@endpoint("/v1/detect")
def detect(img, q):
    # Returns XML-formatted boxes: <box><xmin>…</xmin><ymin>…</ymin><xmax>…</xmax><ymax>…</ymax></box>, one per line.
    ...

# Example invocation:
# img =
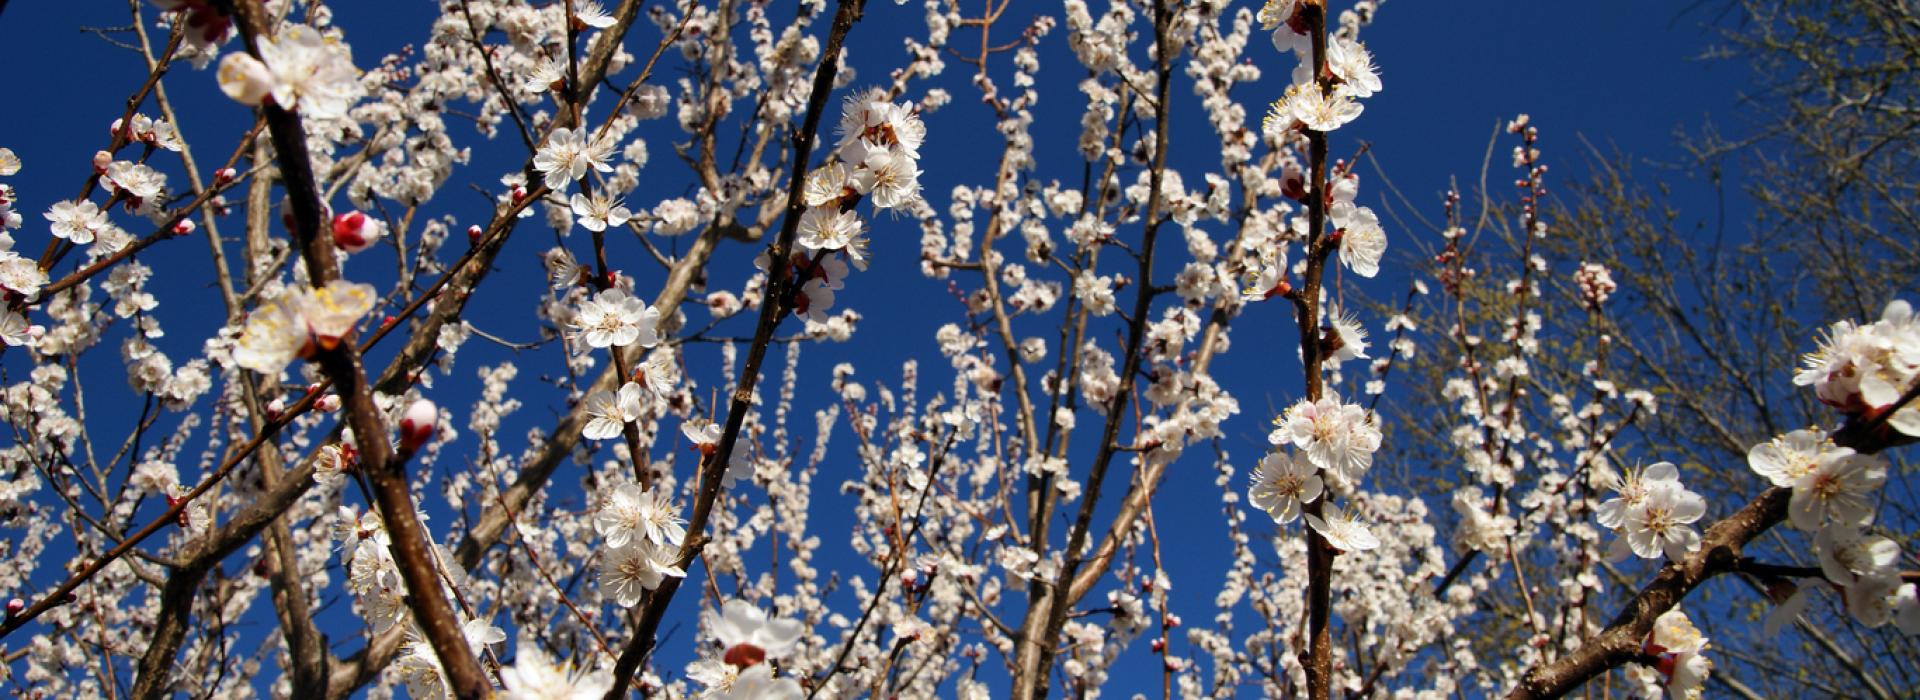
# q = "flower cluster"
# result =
<box><xmin>1739</xmin><ymin>299</ymin><xmax>1920</xmax><ymax>634</ymax></box>
<box><xmin>1268</xmin><ymin>394</ymin><xmax>1383</xmax><ymax>486</ymax></box>
<box><xmin>1633</xmin><ymin>609</ymin><xmax>1713</xmax><ymax>700</ymax></box>
<box><xmin>763</xmin><ymin>89</ymin><xmax>926</xmax><ymax>326</ymax></box>
<box><xmin>1259</xmin><ymin>1</ymin><xmax>1382</xmax><ymax>136</ymax></box>
<box><xmin>1594</xmin><ymin>462</ymin><xmax>1705</xmax><ymax>561</ymax></box>
<box><xmin>1796</xmin><ymin>299</ymin><xmax>1920</xmax><ymax>438</ymax></box>
<box><xmin>594</xmin><ymin>482</ymin><xmax>687</xmax><ymax>608</ymax></box>
<box><xmin>1573</xmin><ymin>261</ymin><xmax>1616</xmax><ymax>310</ymax></box>
<box><xmin>533</xmin><ymin>127</ymin><xmax>615</xmax><ymax>192</ymax></box>
<box><xmin>1254</xmin><ymin>394</ymin><xmax>1384</xmax><ymax>549</ymax></box>
<box><xmin>1748</xmin><ymin>430</ymin><xmax>1916</xmax><ymax>632</ymax></box>
<box><xmin>0</xmin><ymin>149</ymin><xmax>46</xmax><ymax>346</ymax></box>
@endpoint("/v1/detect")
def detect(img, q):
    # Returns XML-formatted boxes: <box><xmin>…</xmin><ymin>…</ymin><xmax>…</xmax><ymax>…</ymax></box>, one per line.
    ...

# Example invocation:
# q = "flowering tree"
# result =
<box><xmin>0</xmin><ymin>0</ymin><xmax>1914</xmax><ymax>699</ymax></box>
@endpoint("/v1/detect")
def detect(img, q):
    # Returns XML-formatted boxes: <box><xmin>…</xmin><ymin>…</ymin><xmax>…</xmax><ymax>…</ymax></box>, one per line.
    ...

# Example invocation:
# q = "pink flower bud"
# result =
<box><xmin>93</xmin><ymin>151</ymin><xmax>112</xmax><ymax>174</ymax></box>
<box><xmin>5</xmin><ymin>598</ymin><xmax>23</xmax><ymax>616</ymax></box>
<box><xmin>215</xmin><ymin>167</ymin><xmax>238</xmax><ymax>185</ymax></box>
<box><xmin>173</xmin><ymin>219</ymin><xmax>197</xmax><ymax>236</ymax></box>
<box><xmin>332</xmin><ymin>211</ymin><xmax>384</xmax><ymax>254</ymax></box>
<box><xmin>110</xmin><ymin>118</ymin><xmax>126</xmax><ymax>139</ymax></box>
<box><xmin>314</xmin><ymin>394</ymin><xmax>342</xmax><ymax>413</ymax></box>
<box><xmin>467</xmin><ymin>224</ymin><xmax>483</xmax><ymax>245</ymax></box>
<box><xmin>399</xmin><ymin>398</ymin><xmax>437</xmax><ymax>452</ymax></box>
<box><xmin>265</xmin><ymin>396</ymin><xmax>287</xmax><ymax>420</ymax></box>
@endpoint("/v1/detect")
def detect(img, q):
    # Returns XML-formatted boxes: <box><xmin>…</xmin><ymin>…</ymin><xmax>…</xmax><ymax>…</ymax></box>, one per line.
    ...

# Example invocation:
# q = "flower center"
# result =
<box><xmin>723</xmin><ymin>643</ymin><xmax>766</xmax><ymax>668</ymax></box>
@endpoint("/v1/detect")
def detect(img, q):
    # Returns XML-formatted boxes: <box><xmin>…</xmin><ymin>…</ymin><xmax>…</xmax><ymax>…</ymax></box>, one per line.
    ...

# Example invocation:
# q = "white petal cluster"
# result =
<box><xmin>44</xmin><ymin>200</ymin><xmax>107</xmax><ymax>245</ymax></box>
<box><xmin>569</xmin><ymin>192</ymin><xmax>632</xmax><ymax>233</ymax></box>
<box><xmin>498</xmin><ymin>634</ymin><xmax>613</xmax><ymax>700</ymax></box>
<box><xmin>688</xmin><ymin>600</ymin><xmax>806</xmax><ymax>697</ymax></box>
<box><xmin>1796</xmin><ymin>299</ymin><xmax>1920</xmax><ymax>436</ymax></box>
<box><xmin>598</xmin><ymin>535</ymin><xmax>685</xmax><ymax>608</ymax></box>
<box><xmin>1248</xmin><ymin>450</ymin><xmax>1322</xmax><ymax>524</ymax></box>
<box><xmin>1636</xmin><ymin>609</ymin><xmax>1713</xmax><ymax>700</ymax></box>
<box><xmin>569</xmin><ymin>288</ymin><xmax>661</xmax><ymax>350</ymax></box>
<box><xmin>1595</xmin><ymin>462</ymin><xmax>1705</xmax><ymax>561</ymax></box>
<box><xmin>533</xmin><ymin>127</ymin><xmax>616</xmax><ymax>191</ymax></box>
<box><xmin>232</xmin><ymin>280</ymin><xmax>377</xmax><ymax>374</ymax></box>
<box><xmin>581</xmin><ymin>381</ymin><xmax>645</xmax><ymax>441</ymax></box>
<box><xmin>1747</xmin><ymin>429</ymin><xmax>1915</xmax><ymax>632</ymax></box>
<box><xmin>767</xmin><ymin>88</ymin><xmax>928</xmax><ymax>329</ymax></box>
<box><xmin>1268</xmin><ymin>394</ymin><xmax>1382</xmax><ymax>485</ymax></box>
<box><xmin>1304</xmin><ymin>504</ymin><xmax>1379</xmax><ymax>553</ymax></box>
<box><xmin>218</xmin><ymin>25</ymin><xmax>363</xmax><ymax>119</ymax></box>
<box><xmin>593</xmin><ymin>482</ymin><xmax>685</xmax><ymax>550</ymax></box>
<box><xmin>591</xmin><ymin>479</ymin><xmax>689</xmax><ymax>607</ymax></box>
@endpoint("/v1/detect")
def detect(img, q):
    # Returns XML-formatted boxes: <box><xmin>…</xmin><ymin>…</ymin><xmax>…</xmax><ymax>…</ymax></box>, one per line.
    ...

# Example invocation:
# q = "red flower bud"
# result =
<box><xmin>398</xmin><ymin>398</ymin><xmax>437</xmax><ymax>452</ymax></box>
<box><xmin>332</xmin><ymin>211</ymin><xmax>383</xmax><ymax>253</ymax></box>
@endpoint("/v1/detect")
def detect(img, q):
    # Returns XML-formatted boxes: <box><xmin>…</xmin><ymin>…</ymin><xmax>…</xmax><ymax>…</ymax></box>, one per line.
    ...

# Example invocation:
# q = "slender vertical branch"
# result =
<box><xmin>1291</xmin><ymin>2</ymin><xmax>1336</xmax><ymax>698</ymax></box>
<box><xmin>226</xmin><ymin>3</ymin><xmax>488</xmax><ymax>696</ymax></box>
<box><xmin>1011</xmin><ymin>2</ymin><xmax>1176</xmax><ymax>697</ymax></box>
<box><xmin>599</xmin><ymin>1</ymin><xmax>867</xmax><ymax>696</ymax></box>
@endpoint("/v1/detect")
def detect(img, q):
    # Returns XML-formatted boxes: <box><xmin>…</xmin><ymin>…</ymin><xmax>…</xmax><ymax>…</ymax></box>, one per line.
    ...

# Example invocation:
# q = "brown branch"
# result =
<box><xmin>599</xmin><ymin>1</ymin><xmax>866</xmax><ymax>697</ymax></box>
<box><xmin>1294</xmin><ymin>3</ymin><xmax>1336</xmax><ymax>699</ymax></box>
<box><xmin>1508</xmin><ymin>402</ymin><xmax>1913</xmax><ymax>699</ymax></box>
<box><xmin>1012</xmin><ymin>2</ymin><xmax>1176</xmax><ymax>696</ymax></box>
<box><xmin>225</xmin><ymin>3</ymin><xmax>487</xmax><ymax>695</ymax></box>
<box><xmin>1506</xmin><ymin>487</ymin><xmax>1789</xmax><ymax>699</ymax></box>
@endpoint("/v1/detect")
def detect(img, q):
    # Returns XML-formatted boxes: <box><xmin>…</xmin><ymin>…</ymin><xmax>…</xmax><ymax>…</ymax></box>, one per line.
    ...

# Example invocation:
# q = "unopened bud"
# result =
<box><xmin>93</xmin><ymin>151</ymin><xmax>112</xmax><ymax>174</ymax></box>
<box><xmin>332</xmin><ymin>210</ymin><xmax>384</xmax><ymax>254</ymax></box>
<box><xmin>215</xmin><ymin>167</ymin><xmax>238</xmax><ymax>185</ymax></box>
<box><xmin>398</xmin><ymin>398</ymin><xmax>437</xmax><ymax>452</ymax></box>
<box><xmin>467</xmin><ymin>224</ymin><xmax>483</xmax><ymax>245</ymax></box>
<box><xmin>172</xmin><ymin>219</ymin><xmax>196</xmax><ymax>236</ymax></box>
<box><xmin>314</xmin><ymin>394</ymin><xmax>342</xmax><ymax>413</ymax></box>
<box><xmin>5</xmin><ymin>598</ymin><xmax>23</xmax><ymax>616</ymax></box>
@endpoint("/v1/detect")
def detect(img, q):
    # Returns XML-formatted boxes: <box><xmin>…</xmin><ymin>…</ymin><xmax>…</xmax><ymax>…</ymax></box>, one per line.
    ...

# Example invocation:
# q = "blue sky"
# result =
<box><xmin>0</xmin><ymin>1</ymin><xmax>1758</xmax><ymax>696</ymax></box>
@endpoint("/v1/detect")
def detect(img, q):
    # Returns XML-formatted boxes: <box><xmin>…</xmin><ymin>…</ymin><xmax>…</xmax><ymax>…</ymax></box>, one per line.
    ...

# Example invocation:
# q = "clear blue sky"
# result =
<box><xmin>0</xmin><ymin>1</ymin><xmax>1754</xmax><ymax>696</ymax></box>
